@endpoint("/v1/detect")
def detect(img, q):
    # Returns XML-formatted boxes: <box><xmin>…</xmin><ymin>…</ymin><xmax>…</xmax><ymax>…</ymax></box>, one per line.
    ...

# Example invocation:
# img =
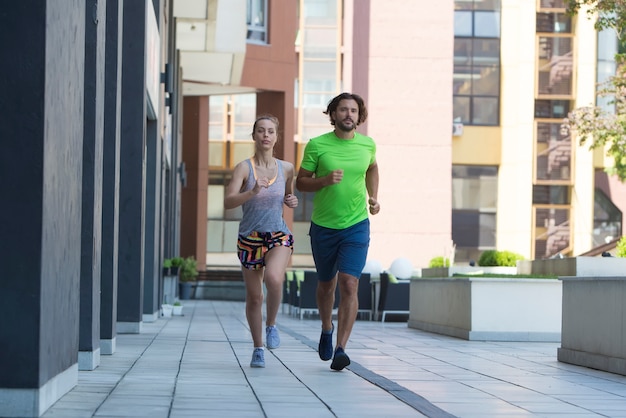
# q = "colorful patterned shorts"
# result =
<box><xmin>237</xmin><ymin>231</ymin><xmax>294</xmax><ymax>270</ymax></box>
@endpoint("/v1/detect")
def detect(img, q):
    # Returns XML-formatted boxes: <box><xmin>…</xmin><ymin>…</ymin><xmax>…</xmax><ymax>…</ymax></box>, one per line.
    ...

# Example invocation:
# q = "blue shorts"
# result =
<box><xmin>309</xmin><ymin>219</ymin><xmax>370</xmax><ymax>281</ymax></box>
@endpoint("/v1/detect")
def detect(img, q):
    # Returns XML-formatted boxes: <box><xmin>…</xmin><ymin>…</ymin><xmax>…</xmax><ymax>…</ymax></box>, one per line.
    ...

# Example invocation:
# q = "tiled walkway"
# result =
<box><xmin>43</xmin><ymin>300</ymin><xmax>626</xmax><ymax>417</ymax></box>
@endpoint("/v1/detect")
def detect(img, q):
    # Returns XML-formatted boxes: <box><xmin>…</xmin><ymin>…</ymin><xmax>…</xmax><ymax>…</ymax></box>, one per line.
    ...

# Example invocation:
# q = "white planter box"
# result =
<box><xmin>408</xmin><ymin>277</ymin><xmax>562</xmax><ymax>341</ymax></box>
<box><xmin>173</xmin><ymin>305</ymin><xmax>183</xmax><ymax>316</ymax></box>
<box><xmin>558</xmin><ymin>276</ymin><xmax>626</xmax><ymax>376</ymax></box>
<box><xmin>161</xmin><ymin>304</ymin><xmax>173</xmax><ymax>318</ymax></box>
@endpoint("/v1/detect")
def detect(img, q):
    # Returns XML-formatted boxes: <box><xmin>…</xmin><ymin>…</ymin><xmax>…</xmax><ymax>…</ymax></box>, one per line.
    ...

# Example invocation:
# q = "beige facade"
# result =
<box><xmin>453</xmin><ymin>1</ymin><xmax>625</xmax><ymax>262</ymax></box>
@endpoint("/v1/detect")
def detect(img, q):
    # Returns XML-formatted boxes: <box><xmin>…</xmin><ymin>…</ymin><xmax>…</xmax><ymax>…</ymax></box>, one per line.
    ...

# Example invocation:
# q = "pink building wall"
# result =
<box><xmin>346</xmin><ymin>1</ymin><xmax>454</xmax><ymax>269</ymax></box>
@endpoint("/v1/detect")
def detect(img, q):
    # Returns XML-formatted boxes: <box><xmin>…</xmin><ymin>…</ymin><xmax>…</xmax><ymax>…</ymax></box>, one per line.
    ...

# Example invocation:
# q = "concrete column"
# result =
<box><xmin>143</xmin><ymin>119</ymin><xmax>162</xmax><ymax>321</ymax></box>
<box><xmin>79</xmin><ymin>0</ymin><xmax>106</xmax><ymax>372</ymax></box>
<box><xmin>256</xmin><ymin>91</ymin><xmax>293</xmax><ymax>229</ymax></box>
<box><xmin>181</xmin><ymin>96</ymin><xmax>209</xmax><ymax>265</ymax></box>
<box><xmin>100</xmin><ymin>0</ymin><xmax>123</xmax><ymax>355</ymax></box>
<box><xmin>256</xmin><ymin>91</ymin><xmax>289</xmax><ymax>160</ymax></box>
<box><xmin>117</xmin><ymin>0</ymin><xmax>147</xmax><ymax>334</ymax></box>
<box><xmin>142</xmin><ymin>0</ymin><xmax>165</xmax><ymax>322</ymax></box>
<box><xmin>0</xmin><ymin>1</ymin><xmax>85</xmax><ymax>416</ymax></box>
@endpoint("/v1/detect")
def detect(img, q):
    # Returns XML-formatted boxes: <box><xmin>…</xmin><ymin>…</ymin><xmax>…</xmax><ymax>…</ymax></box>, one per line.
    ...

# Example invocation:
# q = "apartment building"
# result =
<box><xmin>179</xmin><ymin>0</ymin><xmax>625</xmax><ymax>271</ymax></box>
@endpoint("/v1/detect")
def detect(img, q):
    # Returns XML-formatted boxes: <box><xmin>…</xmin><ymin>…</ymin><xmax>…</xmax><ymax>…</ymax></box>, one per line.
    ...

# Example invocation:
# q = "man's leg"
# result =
<box><xmin>335</xmin><ymin>272</ymin><xmax>358</xmax><ymax>350</ymax></box>
<box><xmin>316</xmin><ymin>275</ymin><xmax>336</xmax><ymax>361</ymax></box>
<box><xmin>309</xmin><ymin>222</ymin><xmax>340</xmax><ymax>361</ymax></box>
<box><xmin>317</xmin><ymin>275</ymin><xmax>337</xmax><ymax>332</ymax></box>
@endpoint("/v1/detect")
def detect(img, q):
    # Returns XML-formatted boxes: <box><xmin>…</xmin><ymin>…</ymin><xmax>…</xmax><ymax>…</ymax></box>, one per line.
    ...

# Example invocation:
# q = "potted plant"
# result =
<box><xmin>170</xmin><ymin>257</ymin><xmax>183</xmax><ymax>275</ymax></box>
<box><xmin>162</xmin><ymin>258</ymin><xmax>172</xmax><ymax>276</ymax></box>
<box><xmin>161</xmin><ymin>303</ymin><xmax>173</xmax><ymax>318</ymax></box>
<box><xmin>179</xmin><ymin>256</ymin><xmax>198</xmax><ymax>300</ymax></box>
<box><xmin>173</xmin><ymin>300</ymin><xmax>183</xmax><ymax>316</ymax></box>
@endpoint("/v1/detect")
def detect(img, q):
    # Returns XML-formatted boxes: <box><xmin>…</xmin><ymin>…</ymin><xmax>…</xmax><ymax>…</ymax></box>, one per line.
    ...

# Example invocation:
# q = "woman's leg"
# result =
<box><xmin>262</xmin><ymin>246</ymin><xmax>292</xmax><ymax>327</ymax></box>
<box><xmin>242</xmin><ymin>268</ymin><xmax>265</xmax><ymax>347</ymax></box>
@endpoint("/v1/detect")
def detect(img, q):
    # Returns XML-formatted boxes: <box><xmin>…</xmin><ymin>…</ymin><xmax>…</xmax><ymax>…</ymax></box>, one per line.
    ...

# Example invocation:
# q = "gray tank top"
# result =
<box><xmin>238</xmin><ymin>158</ymin><xmax>292</xmax><ymax>236</ymax></box>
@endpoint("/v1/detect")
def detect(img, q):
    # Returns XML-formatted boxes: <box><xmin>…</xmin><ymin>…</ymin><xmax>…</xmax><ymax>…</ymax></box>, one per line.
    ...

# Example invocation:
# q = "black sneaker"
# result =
<box><xmin>330</xmin><ymin>347</ymin><xmax>350</xmax><ymax>371</ymax></box>
<box><xmin>318</xmin><ymin>324</ymin><xmax>334</xmax><ymax>361</ymax></box>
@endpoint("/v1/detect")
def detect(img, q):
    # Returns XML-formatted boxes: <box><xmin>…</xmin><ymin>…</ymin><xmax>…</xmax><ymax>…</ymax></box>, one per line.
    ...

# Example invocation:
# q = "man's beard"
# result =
<box><xmin>336</xmin><ymin>119</ymin><xmax>354</xmax><ymax>132</ymax></box>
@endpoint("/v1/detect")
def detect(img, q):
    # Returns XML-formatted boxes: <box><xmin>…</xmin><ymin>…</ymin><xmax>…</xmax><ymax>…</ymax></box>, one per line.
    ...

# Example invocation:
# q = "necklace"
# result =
<box><xmin>250</xmin><ymin>156</ymin><xmax>278</xmax><ymax>186</ymax></box>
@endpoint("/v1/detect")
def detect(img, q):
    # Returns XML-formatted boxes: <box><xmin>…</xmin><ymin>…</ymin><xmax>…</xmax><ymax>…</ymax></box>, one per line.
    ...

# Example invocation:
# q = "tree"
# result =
<box><xmin>564</xmin><ymin>1</ymin><xmax>626</xmax><ymax>181</ymax></box>
<box><xmin>566</xmin><ymin>1</ymin><xmax>626</xmax><ymax>33</ymax></box>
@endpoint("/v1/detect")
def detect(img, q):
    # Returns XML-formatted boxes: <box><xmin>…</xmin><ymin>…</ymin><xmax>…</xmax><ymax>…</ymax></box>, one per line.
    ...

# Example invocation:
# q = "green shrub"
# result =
<box><xmin>478</xmin><ymin>250</ymin><xmax>524</xmax><ymax>267</ymax></box>
<box><xmin>179</xmin><ymin>256</ymin><xmax>199</xmax><ymax>282</ymax></box>
<box><xmin>163</xmin><ymin>258</ymin><xmax>172</xmax><ymax>268</ymax></box>
<box><xmin>617</xmin><ymin>236</ymin><xmax>626</xmax><ymax>258</ymax></box>
<box><xmin>478</xmin><ymin>250</ymin><xmax>498</xmax><ymax>266</ymax></box>
<box><xmin>428</xmin><ymin>256</ymin><xmax>450</xmax><ymax>268</ymax></box>
<box><xmin>171</xmin><ymin>257</ymin><xmax>184</xmax><ymax>267</ymax></box>
<box><xmin>496</xmin><ymin>250</ymin><xmax>525</xmax><ymax>267</ymax></box>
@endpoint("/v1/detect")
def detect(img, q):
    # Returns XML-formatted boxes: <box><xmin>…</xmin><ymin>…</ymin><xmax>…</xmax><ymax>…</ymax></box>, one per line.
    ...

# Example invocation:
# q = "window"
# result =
<box><xmin>532</xmin><ymin>185</ymin><xmax>570</xmax><ymax>205</ymax></box>
<box><xmin>535</xmin><ymin>121</ymin><xmax>571</xmax><ymax>183</ymax></box>
<box><xmin>596</xmin><ymin>26</ymin><xmax>620</xmax><ymax>111</ymax></box>
<box><xmin>247</xmin><ymin>0</ymin><xmax>268</xmax><ymax>43</ymax></box>
<box><xmin>208</xmin><ymin>94</ymin><xmax>256</xmax><ymax>169</ymax></box>
<box><xmin>537</xmin><ymin>36</ymin><xmax>573</xmax><ymax>97</ymax></box>
<box><xmin>539</xmin><ymin>0</ymin><xmax>566</xmax><ymax>8</ymax></box>
<box><xmin>298</xmin><ymin>0</ymin><xmax>340</xmax><ymax>143</ymax></box>
<box><xmin>453</xmin><ymin>1</ymin><xmax>501</xmax><ymax>126</ymax></box>
<box><xmin>536</xmin><ymin>12</ymin><xmax>571</xmax><ymax>33</ymax></box>
<box><xmin>534</xmin><ymin>99</ymin><xmax>569</xmax><ymax>118</ymax></box>
<box><xmin>534</xmin><ymin>207</ymin><xmax>570</xmax><ymax>259</ymax></box>
<box><xmin>594</xmin><ymin>188</ymin><xmax>622</xmax><ymax>246</ymax></box>
<box><xmin>532</xmin><ymin>3</ymin><xmax>573</xmax><ymax>260</ymax></box>
<box><xmin>452</xmin><ymin>165</ymin><xmax>498</xmax><ymax>263</ymax></box>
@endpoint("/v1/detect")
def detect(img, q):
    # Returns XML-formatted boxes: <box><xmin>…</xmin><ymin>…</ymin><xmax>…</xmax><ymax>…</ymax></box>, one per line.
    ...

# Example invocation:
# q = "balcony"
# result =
<box><xmin>174</xmin><ymin>0</ymin><xmax>253</xmax><ymax>96</ymax></box>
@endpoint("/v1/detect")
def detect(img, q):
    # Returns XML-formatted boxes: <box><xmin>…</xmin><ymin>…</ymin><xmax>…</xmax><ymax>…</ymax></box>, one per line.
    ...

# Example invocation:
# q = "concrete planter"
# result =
<box><xmin>194</xmin><ymin>280</ymin><xmax>245</xmax><ymax>301</ymax></box>
<box><xmin>518</xmin><ymin>256</ymin><xmax>626</xmax><ymax>277</ymax></box>
<box><xmin>558</xmin><ymin>276</ymin><xmax>626</xmax><ymax>376</ymax></box>
<box><xmin>408</xmin><ymin>276</ymin><xmax>562</xmax><ymax>341</ymax></box>
<box><xmin>422</xmin><ymin>266</ymin><xmax>518</xmax><ymax>277</ymax></box>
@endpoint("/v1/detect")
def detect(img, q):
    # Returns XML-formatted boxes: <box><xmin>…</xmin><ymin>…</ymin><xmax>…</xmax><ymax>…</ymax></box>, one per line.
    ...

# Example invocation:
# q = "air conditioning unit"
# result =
<box><xmin>452</xmin><ymin>122</ymin><xmax>464</xmax><ymax>137</ymax></box>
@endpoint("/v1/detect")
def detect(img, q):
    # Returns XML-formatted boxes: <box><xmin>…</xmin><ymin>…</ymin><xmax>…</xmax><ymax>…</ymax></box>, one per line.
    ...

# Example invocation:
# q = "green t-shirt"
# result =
<box><xmin>300</xmin><ymin>131</ymin><xmax>376</xmax><ymax>229</ymax></box>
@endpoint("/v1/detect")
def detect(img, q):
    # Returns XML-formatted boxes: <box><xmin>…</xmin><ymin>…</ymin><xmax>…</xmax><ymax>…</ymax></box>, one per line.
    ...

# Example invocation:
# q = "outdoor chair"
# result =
<box><xmin>357</xmin><ymin>273</ymin><xmax>373</xmax><ymax>320</ymax></box>
<box><xmin>283</xmin><ymin>271</ymin><xmax>293</xmax><ymax>314</ymax></box>
<box><xmin>298</xmin><ymin>271</ymin><xmax>341</xmax><ymax>319</ymax></box>
<box><xmin>378</xmin><ymin>272</ymin><xmax>410</xmax><ymax>322</ymax></box>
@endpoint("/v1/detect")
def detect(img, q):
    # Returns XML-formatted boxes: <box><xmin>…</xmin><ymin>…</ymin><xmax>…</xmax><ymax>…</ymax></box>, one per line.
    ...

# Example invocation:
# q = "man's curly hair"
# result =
<box><xmin>323</xmin><ymin>92</ymin><xmax>368</xmax><ymax>126</ymax></box>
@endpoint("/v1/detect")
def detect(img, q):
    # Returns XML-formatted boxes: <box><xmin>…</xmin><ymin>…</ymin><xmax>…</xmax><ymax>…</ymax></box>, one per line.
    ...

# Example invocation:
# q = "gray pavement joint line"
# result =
<box><xmin>267</xmin><ymin>350</ymin><xmax>339</xmax><ymax>418</ymax></box>
<box><xmin>371</xmin><ymin>337</ymin><xmax>614</xmax><ymax>417</ymax></box>
<box><xmin>168</xmin><ymin>301</ymin><xmax>199</xmax><ymax>418</ymax></box>
<box><xmin>212</xmin><ymin>303</ymin><xmax>269</xmax><ymax>418</ymax></box>
<box><xmin>279</xmin><ymin>325</ymin><xmax>459</xmax><ymax>418</ymax></box>
<box><xmin>398</xmin><ymin>342</ymin><xmax>602</xmax><ymax>415</ymax></box>
<box><xmin>92</xmin><ymin>317</ymin><xmax>170</xmax><ymax>417</ymax></box>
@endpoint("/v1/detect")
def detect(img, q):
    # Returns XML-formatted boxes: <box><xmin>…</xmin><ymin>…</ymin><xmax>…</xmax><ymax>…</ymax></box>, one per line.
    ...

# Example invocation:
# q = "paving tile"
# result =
<box><xmin>40</xmin><ymin>300</ymin><xmax>626</xmax><ymax>418</ymax></box>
